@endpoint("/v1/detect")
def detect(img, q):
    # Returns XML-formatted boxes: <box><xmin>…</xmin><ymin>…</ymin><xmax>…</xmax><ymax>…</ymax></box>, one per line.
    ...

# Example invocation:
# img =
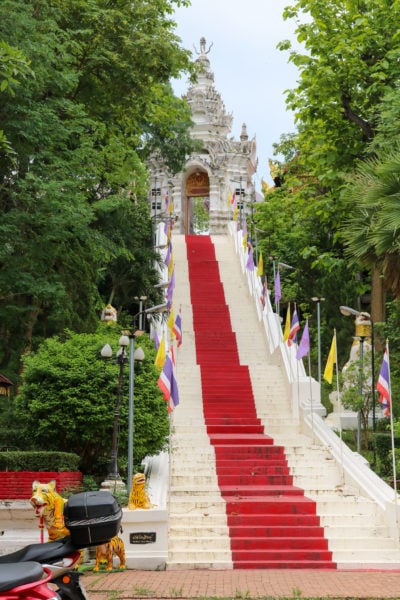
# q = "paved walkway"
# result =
<box><xmin>83</xmin><ymin>568</ymin><xmax>400</xmax><ymax>599</ymax></box>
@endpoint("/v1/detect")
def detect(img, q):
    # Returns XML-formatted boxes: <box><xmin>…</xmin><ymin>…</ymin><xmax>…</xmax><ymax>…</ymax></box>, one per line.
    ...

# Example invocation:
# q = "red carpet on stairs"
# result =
<box><xmin>185</xmin><ymin>235</ymin><xmax>336</xmax><ymax>570</ymax></box>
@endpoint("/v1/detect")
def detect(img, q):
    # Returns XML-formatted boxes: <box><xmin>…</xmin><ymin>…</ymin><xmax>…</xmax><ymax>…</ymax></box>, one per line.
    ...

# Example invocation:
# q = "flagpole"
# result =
<box><xmin>307</xmin><ymin>352</ymin><xmax>314</xmax><ymax>441</ymax></box>
<box><xmin>296</xmin><ymin>356</ymin><xmax>300</xmax><ymax>420</ymax></box>
<box><xmin>385</xmin><ymin>340</ymin><xmax>400</xmax><ymax>545</ymax></box>
<box><xmin>334</xmin><ymin>329</ymin><xmax>345</xmax><ymax>484</ymax></box>
<box><xmin>386</xmin><ymin>340</ymin><xmax>397</xmax><ymax>500</ymax></box>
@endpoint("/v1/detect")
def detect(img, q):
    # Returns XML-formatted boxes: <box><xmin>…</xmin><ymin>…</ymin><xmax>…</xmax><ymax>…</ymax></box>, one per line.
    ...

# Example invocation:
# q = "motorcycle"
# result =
<box><xmin>0</xmin><ymin>489</ymin><xmax>123</xmax><ymax>600</ymax></box>
<box><xmin>0</xmin><ymin>536</ymin><xmax>87</xmax><ymax>600</ymax></box>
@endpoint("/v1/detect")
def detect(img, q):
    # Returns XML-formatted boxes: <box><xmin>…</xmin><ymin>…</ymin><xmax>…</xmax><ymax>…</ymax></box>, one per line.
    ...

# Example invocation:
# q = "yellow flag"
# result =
<box><xmin>168</xmin><ymin>253</ymin><xmax>174</xmax><ymax>277</ymax></box>
<box><xmin>168</xmin><ymin>308</ymin><xmax>175</xmax><ymax>336</ymax></box>
<box><xmin>227</xmin><ymin>190</ymin><xmax>232</xmax><ymax>207</ymax></box>
<box><xmin>257</xmin><ymin>252</ymin><xmax>263</xmax><ymax>277</ymax></box>
<box><xmin>283</xmin><ymin>303</ymin><xmax>291</xmax><ymax>342</ymax></box>
<box><xmin>242</xmin><ymin>233</ymin><xmax>247</xmax><ymax>251</ymax></box>
<box><xmin>154</xmin><ymin>335</ymin><xmax>165</xmax><ymax>368</ymax></box>
<box><xmin>323</xmin><ymin>332</ymin><xmax>337</xmax><ymax>384</ymax></box>
<box><xmin>233</xmin><ymin>204</ymin><xmax>238</xmax><ymax>221</ymax></box>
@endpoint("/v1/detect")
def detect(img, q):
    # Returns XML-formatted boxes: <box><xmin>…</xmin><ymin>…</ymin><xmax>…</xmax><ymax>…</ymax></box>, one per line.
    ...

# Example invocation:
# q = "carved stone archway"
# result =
<box><xmin>185</xmin><ymin>171</ymin><xmax>210</xmax><ymax>234</ymax></box>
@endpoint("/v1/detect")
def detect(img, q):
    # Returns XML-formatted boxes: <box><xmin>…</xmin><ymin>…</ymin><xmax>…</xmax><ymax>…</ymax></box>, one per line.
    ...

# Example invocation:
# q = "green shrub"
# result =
<box><xmin>373</xmin><ymin>433</ymin><xmax>400</xmax><ymax>478</ymax></box>
<box><xmin>0</xmin><ymin>450</ymin><xmax>80</xmax><ymax>471</ymax></box>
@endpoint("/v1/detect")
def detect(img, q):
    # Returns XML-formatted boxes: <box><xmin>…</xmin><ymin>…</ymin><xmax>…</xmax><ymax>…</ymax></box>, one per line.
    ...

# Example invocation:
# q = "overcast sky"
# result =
<box><xmin>172</xmin><ymin>0</ymin><xmax>300</xmax><ymax>188</ymax></box>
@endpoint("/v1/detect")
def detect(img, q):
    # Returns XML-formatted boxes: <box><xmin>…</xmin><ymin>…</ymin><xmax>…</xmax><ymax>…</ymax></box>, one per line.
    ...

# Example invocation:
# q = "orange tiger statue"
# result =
<box><xmin>30</xmin><ymin>480</ymin><xmax>69</xmax><ymax>540</ymax></box>
<box><xmin>93</xmin><ymin>535</ymin><xmax>126</xmax><ymax>571</ymax></box>
<box><xmin>128</xmin><ymin>472</ymin><xmax>154</xmax><ymax>510</ymax></box>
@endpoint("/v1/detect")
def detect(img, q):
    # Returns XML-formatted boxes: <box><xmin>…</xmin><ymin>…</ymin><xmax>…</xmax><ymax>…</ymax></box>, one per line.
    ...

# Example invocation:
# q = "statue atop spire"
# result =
<box><xmin>194</xmin><ymin>37</ymin><xmax>213</xmax><ymax>56</ymax></box>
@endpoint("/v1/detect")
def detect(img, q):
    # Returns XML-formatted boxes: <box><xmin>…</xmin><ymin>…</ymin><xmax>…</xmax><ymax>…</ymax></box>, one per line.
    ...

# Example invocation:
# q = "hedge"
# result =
<box><xmin>0</xmin><ymin>451</ymin><xmax>80</xmax><ymax>472</ymax></box>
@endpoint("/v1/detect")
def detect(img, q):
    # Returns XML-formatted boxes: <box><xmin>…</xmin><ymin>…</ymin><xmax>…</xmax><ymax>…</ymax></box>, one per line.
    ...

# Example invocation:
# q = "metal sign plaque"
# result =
<box><xmin>129</xmin><ymin>532</ymin><xmax>156</xmax><ymax>544</ymax></box>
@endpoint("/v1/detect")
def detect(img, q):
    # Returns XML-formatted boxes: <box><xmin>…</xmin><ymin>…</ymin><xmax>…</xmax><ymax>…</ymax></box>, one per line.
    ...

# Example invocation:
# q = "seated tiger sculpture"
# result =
<box><xmin>93</xmin><ymin>534</ymin><xmax>126</xmax><ymax>571</ymax></box>
<box><xmin>128</xmin><ymin>472</ymin><xmax>155</xmax><ymax>510</ymax></box>
<box><xmin>30</xmin><ymin>480</ymin><xmax>69</xmax><ymax>540</ymax></box>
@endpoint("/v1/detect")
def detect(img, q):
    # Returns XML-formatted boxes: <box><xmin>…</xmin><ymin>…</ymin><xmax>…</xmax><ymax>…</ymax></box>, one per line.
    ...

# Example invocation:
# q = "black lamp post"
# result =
<box><xmin>101</xmin><ymin>335</ymin><xmax>129</xmax><ymax>484</ymax></box>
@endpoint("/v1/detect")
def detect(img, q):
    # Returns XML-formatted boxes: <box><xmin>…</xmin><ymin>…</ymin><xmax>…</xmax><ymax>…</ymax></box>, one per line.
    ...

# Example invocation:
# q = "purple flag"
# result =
<box><xmin>274</xmin><ymin>270</ymin><xmax>281</xmax><ymax>304</ymax></box>
<box><xmin>296</xmin><ymin>320</ymin><xmax>310</xmax><ymax>360</ymax></box>
<box><xmin>166</xmin><ymin>269</ymin><xmax>175</xmax><ymax>308</ymax></box>
<box><xmin>246</xmin><ymin>246</ymin><xmax>255</xmax><ymax>271</ymax></box>
<box><xmin>153</xmin><ymin>331</ymin><xmax>160</xmax><ymax>350</ymax></box>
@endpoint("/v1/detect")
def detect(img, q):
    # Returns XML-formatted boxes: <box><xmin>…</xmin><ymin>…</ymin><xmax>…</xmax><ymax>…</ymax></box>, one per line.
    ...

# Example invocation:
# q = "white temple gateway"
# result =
<box><xmin>148</xmin><ymin>37</ymin><xmax>258</xmax><ymax>235</ymax></box>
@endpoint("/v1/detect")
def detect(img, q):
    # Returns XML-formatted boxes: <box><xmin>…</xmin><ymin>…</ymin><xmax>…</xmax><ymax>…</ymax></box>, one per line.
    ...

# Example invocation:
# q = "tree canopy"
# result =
<box><xmin>14</xmin><ymin>326</ymin><xmax>170</xmax><ymax>476</ymax></box>
<box><xmin>253</xmin><ymin>0</ymin><xmax>400</xmax><ymax>394</ymax></box>
<box><xmin>0</xmin><ymin>0</ymin><xmax>197</xmax><ymax>380</ymax></box>
<box><xmin>279</xmin><ymin>0</ymin><xmax>400</xmax><ymax>186</ymax></box>
<box><xmin>258</xmin><ymin>1</ymin><xmax>400</xmax><ymax>330</ymax></box>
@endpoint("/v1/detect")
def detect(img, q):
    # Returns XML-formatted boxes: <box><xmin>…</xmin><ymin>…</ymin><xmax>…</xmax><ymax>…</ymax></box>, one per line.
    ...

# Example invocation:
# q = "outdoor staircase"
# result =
<box><xmin>167</xmin><ymin>232</ymin><xmax>400</xmax><ymax>570</ymax></box>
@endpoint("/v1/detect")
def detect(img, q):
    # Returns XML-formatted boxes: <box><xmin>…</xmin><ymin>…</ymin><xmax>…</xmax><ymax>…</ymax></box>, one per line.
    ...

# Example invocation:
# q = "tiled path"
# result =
<box><xmin>84</xmin><ymin>568</ymin><xmax>400</xmax><ymax>599</ymax></box>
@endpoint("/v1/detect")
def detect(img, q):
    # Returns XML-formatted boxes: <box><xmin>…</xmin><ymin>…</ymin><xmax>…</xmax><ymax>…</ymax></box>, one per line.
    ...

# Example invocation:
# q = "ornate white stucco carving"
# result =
<box><xmin>148</xmin><ymin>37</ymin><xmax>258</xmax><ymax>235</ymax></box>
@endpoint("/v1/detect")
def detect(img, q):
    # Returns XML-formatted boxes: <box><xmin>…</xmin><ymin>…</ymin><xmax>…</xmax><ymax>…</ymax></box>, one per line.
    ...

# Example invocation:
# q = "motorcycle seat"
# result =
<box><xmin>0</xmin><ymin>561</ymin><xmax>44</xmax><ymax>592</ymax></box>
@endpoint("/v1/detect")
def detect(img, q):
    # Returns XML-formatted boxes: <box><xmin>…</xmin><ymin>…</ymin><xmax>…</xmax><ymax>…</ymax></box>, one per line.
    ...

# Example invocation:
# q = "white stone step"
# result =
<box><xmin>168</xmin><ymin>549</ymin><xmax>232</xmax><ymax>563</ymax></box>
<box><xmin>333</xmin><ymin>548</ymin><xmax>400</xmax><ymax>570</ymax></box>
<box><xmin>170</xmin><ymin>475</ymin><xmax>219</xmax><ymax>486</ymax></box>
<box><xmin>169</xmin><ymin>498</ymin><xmax>226</xmax><ymax>513</ymax></box>
<box><xmin>324</xmin><ymin>524</ymin><xmax>388</xmax><ymax>538</ymax></box>
<box><xmin>167</xmin><ymin>559</ymin><xmax>233</xmax><ymax>570</ymax></box>
<box><xmin>315</xmin><ymin>496</ymin><xmax>381</xmax><ymax>517</ymax></box>
<box><xmin>168</xmin><ymin>516</ymin><xmax>228</xmax><ymax>529</ymax></box>
<box><xmin>169</xmin><ymin>526</ymin><xmax>229</xmax><ymax>538</ymax></box>
<box><xmin>170</xmin><ymin>486</ymin><xmax>222</xmax><ymax>495</ymax></box>
<box><xmin>169</xmin><ymin>536</ymin><xmax>232</xmax><ymax>551</ymax></box>
<box><xmin>320</xmin><ymin>513</ymin><xmax>385</xmax><ymax>527</ymax></box>
<box><xmin>328</xmin><ymin>536</ymin><xmax>396</xmax><ymax>550</ymax></box>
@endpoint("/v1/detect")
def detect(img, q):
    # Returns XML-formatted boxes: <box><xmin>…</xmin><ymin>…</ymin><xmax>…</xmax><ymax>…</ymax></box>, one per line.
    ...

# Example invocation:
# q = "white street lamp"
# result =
<box><xmin>312</xmin><ymin>297</ymin><xmax>325</xmax><ymax>385</ymax></box>
<box><xmin>340</xmin><ymin>307</ymin><xmax>375</xmax><ymax>428</ymax></box>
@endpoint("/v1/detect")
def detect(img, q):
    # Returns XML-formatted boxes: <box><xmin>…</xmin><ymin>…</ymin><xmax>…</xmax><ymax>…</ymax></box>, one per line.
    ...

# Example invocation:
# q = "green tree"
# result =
<box><xmin>280</xmin><ymin>0</ymin><xmax>400</xmax><ymax>186</ymax></box>
<box><xmin>261</xmin><ymin>0</ymin><xmax>400</xmax><ymax>339</ymax></box>
<box><xmin>0</xmin><ymin>0</ymin><xmax>196</xmax><ymax>378</ymax></box>
<box><xmin>13</xmin><ymin>326</ymin><xmax>169</xmax><ymax>477</ymax></box>
<box><xmin>253</xmin><ymin>180</ymin><xmax>363</xmax><ymax>376</ymax></box>
<box><xmin>341</xmin><ymin>150</ymin><xmax>400</xmax><ymax>319</ymax></box>
<box><xmin>0</xmin><ymin>40</ymin><xmax>32</xmax><ymax>158</ymax></box>
<box><xmin>341</xmin><ymin>347</ymin><xmax>373</xmax><ymax>449</ymax></box>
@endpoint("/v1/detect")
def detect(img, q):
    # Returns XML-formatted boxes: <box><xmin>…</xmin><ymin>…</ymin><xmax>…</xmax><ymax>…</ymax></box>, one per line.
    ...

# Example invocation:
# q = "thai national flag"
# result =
<box><xmin>377</xmin><ymin>345</ymin><xmax>390</xmax><ymax>417</ymax></box>
<box><xmin>173</xmin><ymin>312</ymin><xmax>182</xmax><ymax>347</ymax></box>
<box><xmin>157</xmin><ymin>351</ymin><xmax>179</xmax><ymax>412</ymax></box>
<box><xmin>288</xmin><ymin>307</ymin><xmax>300</xmax><ymax>346</ymax></box>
